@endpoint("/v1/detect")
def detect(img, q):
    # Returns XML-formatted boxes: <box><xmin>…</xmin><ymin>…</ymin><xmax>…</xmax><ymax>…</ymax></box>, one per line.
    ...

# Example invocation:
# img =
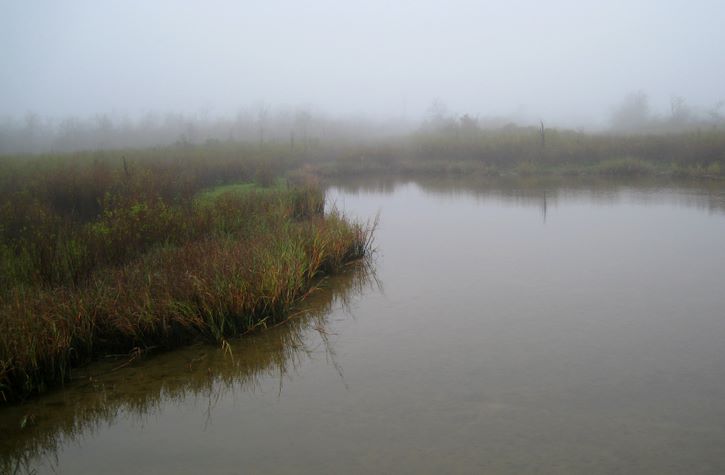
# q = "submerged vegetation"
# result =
<box><xmin>0</xmin><ymin>150</ymin><xmax>374</xmax><ymax>402</ymax></box>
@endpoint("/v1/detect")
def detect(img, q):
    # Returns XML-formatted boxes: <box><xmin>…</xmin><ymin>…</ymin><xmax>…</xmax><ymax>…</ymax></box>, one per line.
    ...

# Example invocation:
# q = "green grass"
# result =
<box><xmin>194</xmin><ymin>178</ymin><xmax>287</xmax><ymax>206</ymax></box>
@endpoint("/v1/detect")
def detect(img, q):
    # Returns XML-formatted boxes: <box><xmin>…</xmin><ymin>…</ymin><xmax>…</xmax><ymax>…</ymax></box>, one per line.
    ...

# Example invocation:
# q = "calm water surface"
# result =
<box><xmin>2</xmin><ymin>176</ymin><xmax>725</xmax><ymax>474</ymax></box>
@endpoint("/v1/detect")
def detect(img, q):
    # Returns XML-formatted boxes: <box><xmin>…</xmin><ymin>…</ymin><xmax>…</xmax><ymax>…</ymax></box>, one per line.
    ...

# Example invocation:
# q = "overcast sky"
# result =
<box><xmin>2</xmin><ymin>0</ymin><xmax>724</xmax><ymax>125</ymax></box>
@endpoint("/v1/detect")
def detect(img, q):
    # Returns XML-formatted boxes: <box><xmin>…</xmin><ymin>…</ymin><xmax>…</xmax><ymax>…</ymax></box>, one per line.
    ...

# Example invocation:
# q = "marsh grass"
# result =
<box><xmin>0</xmin><ymin>260</ymin><xmax>377</xmax><ymax>473</ymax></box>
<box><xmin>194</xmin><ymin>177</ymin><xmax>288</xmax><ymax>205</ymax></box>
<box><xmin>590</xmin><ymin>157</ymin><xmax>659</xmax><ymax>176</ymax></box>
<box><xmin>0</xmin><ymin>151</ymin><xmax>372</xmax><ymax>402</ymax></box>
<box><xmin>314</xmin><ymin>127</ymin><xmax>725</xmax><ymax>179</ymax></box>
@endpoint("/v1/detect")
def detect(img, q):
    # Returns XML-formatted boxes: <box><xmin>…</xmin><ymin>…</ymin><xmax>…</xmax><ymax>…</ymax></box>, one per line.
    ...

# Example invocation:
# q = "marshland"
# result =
<box><xmin>0</xmin><ymin>149</ymin><xmax>374</xmax><ymax>401</ymax></box>
<box><xmin>3</xmin><ymin>1</ymin><xmax>725</xmax><ymax>474</ymax></box>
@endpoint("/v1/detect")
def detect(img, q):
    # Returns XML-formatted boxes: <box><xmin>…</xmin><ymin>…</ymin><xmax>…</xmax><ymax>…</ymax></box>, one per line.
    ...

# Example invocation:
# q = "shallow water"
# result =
<box><xmin>3</xmin><ymin>176</ymin><xmax>725</xmax><ymax>474</ymax></box>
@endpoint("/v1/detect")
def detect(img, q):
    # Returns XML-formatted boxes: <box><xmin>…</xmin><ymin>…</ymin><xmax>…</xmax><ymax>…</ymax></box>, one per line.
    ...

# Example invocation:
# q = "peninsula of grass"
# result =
<box><xmin>0</xmin><ymin>153</ymin><xmax>373</xmax><ymax>402</ymax></box>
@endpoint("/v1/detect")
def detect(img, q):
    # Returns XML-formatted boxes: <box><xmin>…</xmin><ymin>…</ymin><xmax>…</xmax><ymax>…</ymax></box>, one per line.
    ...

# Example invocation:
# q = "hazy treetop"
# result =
<box><xmin>2</xmin><ymin>0</ymin><xmax>724</xmax><ymax>126</ymax></box>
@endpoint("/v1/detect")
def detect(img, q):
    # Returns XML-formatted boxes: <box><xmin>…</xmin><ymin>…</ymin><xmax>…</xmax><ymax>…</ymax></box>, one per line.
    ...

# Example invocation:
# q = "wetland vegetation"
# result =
<box><xmin>1</xmin><ymin>119</ymin><xmax>724</xmax><ymax>404</ymax></box>
<box><xmin>0</xmin><ymin>149</ymin><xmax>374</xmax><ymax>402</ymax></box>
<box><xmin>312</xmin><ymin>125</ymin><xmax>725</xmax><ymax>179</ymax></box>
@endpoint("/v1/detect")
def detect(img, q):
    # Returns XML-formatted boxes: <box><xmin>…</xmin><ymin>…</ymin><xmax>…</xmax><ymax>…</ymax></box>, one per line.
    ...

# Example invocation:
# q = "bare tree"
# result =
<box><xmin>670</xmin><ymin>96</ymin><xmax>691</xmax><ymax>125</ymax></box>
<box><xmin>707</xmin><ymin>101</ymin><xmax>724</xmax><ymax>125</ymax></box>
<box><xmin>256</xmin><ymin>102</ymin><xmax>270</xmax><ymax>147</ymax></box>
<box><xmin>610</xmin><ymin>91</ymin><xmax>650</xmax><ymax>132</ymax></box>
<box><xmin>295</xmin><ymin>107</ymin><xmax>312</xmax><ymax>150</ymax></box>
<box><xmin>539</xmin><ymin>120</ymin><xmax>546</xmax><ymax>148</ymax></box>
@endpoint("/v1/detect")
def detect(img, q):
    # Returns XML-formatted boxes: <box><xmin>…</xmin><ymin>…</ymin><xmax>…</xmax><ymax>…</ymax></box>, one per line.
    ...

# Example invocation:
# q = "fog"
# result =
<box><xmin>2</xmin><ymin>0</ymin><xmax>725</xmax><ymax>152</ymax></box>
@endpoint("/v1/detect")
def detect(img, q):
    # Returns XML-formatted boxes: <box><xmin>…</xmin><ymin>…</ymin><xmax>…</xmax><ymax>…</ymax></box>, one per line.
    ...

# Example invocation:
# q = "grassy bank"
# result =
<box><xmin>0</xmin><ymin>151</ymin><xmax>373</xmax><ymax>402</ymax></box>
<box><xmin>310</xmin><ymin>127</ymin><xmax>725</xmax><ymax>179</ymax></box>
<box><xmin>0</xmin><ymin>261</ymin><xmax>375</xmax><ymax>472</ymax></box>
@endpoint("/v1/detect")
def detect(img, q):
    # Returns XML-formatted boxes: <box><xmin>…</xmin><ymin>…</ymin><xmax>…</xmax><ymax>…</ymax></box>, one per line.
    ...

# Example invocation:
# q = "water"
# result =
<box><xmin>3</xmin><ymin>176</ymin><xmax>725</xmax><ymax>474</ymax></box>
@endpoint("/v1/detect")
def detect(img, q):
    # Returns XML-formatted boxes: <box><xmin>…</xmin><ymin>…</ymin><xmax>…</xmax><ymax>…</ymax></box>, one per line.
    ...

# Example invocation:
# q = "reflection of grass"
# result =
<box><xmin>0</xmin><ymin>260</ymin><xmax>377</xmax><ymax>474</ymax></box>
<box><xmin>0</xmin><ymin>155</ymin><xmax>373</xmax><ymax>402</ymax></box>
<box><xmin>329</xmin><ymin>174</ymin><xmax>725</xmax><ymax>216</ymax></box>
<box><xmin>672</xmin><ymin>161</ymin><xmax>722</xmax><ymax>178</ymax></box>
<box><xmin>0</xmin><ymin>190</ymin><xmax>373</xmax><ymax>402</ymax></box>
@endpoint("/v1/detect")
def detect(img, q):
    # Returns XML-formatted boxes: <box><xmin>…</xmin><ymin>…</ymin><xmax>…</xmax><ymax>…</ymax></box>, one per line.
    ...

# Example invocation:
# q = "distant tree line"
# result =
<box><xmin>0</xmin><ymin>107</ymin><xmax>413</xmax><ymax>155</ymax></box>
<box><xmin>609</xmin><ymin>91</ymin><xmax>725</xmax><ymax>134</ymax></box>
<box><xmin>421</xmin><ymin>94</ymin><xmax>725</xmax><ymax>136</ymax></box>
<box><xmin>3</xmin><ymin>94</ymin><xmax>725</xmax><ymax>155</ymax></box>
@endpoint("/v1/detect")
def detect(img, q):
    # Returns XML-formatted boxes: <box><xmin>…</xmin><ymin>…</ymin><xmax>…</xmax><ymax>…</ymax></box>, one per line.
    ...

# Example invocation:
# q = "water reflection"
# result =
<box><xmin>329</xmin><ymin>175</ymin><xmax>725</xmax><ymax>215</ymax></box>
<box><xmin>0</xmin><ymin>261</ymin><xmax>378</xmax><ymax>474</ymax></box>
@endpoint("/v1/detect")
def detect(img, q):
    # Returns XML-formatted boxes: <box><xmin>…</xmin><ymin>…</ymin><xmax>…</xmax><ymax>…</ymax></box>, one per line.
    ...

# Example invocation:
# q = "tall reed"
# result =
<box><xmin>0</xmin><ymin>150</ymin><xmax>373</xmax><ymax>402</ymax></box>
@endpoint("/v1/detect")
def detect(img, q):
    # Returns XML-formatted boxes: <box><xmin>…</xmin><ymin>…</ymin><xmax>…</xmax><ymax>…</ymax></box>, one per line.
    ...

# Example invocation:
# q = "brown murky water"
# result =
<box><xmin>2</xmin><ymin>176</ymin><xmax>725</xmax><ymax>474</ymax></box>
